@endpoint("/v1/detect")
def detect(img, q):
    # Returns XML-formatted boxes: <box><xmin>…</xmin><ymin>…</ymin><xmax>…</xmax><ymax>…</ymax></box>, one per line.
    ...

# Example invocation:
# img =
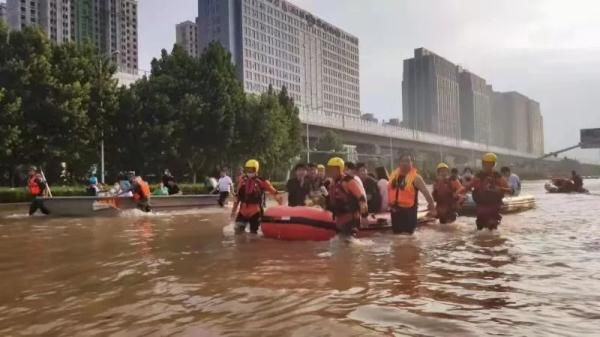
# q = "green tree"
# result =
<box><xmin>316</xmin><ymin>130</ymin><xmax>344</xmax><ymax>152</ymax></box>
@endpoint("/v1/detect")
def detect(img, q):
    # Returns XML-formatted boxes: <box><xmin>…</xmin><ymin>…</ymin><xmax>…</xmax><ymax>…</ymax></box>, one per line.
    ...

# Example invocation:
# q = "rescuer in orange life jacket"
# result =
<box><xmin>130</xmin><ymin>173</ymin><xmax>152</xmax><ymax>212</ymax></box>
<box><xmin>231</xmin><ymin>159</ymin><xmax>282</xmax><ymax>234</ymax></box>
<box><xmin>461</xmin><ymin>153</ymin><xmax>511</xmax><ymax>230</ymax></box>
<box><xmin>432</xmin><ymin>163</ymin><xmax>464</xmax><ymax>224</ymax></box>
<box><xmin>27</xmin><ymin>166</ymin><xmax>50</xmax><ymax>216</ymax></box>
<box><xmin>325</xmin><ymin>157</ymin><xmax>368</xmax><ymax>236</ymax></box>
<box><xmin>388</xmin><ymin>154</ymin><xmax>436</xmax><ymax>235</ymax></box>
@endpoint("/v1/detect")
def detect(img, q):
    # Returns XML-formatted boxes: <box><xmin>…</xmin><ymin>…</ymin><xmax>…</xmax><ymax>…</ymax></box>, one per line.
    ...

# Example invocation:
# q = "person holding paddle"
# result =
<box><xmin>27</xmin><ymin>166</ymin><xmax>50</xmax><ymax>216</ymax></box>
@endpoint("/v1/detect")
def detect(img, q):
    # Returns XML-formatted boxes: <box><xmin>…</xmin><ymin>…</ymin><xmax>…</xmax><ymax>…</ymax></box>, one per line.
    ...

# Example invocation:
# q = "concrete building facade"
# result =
<box><xmin>402</xmin><ymin>48</ymin><xmax>461</xmax><ymax>138</ymax></box>
<box><xmin>196</xmin><ymin>0</ymin><xmax>360</xmax><ymax>116</ymax></box>
<box><xmin>176</xmin><ymin>20</ymin><xmax>198</xmax><ymax>57</ymax></box>
<box><xmin>6</xmin><ymin>0</ymin><xmax>138</xmax><ymax>74</ymax></box>
<box><xmin>527</xmin><ymin>100</ymin><xmax>544</xmax><ymax>156</ymax></box>
<box><xmin>459</xmin><ymin>71</ymin><xmax>491</xmax><ymax>144</ymax></box>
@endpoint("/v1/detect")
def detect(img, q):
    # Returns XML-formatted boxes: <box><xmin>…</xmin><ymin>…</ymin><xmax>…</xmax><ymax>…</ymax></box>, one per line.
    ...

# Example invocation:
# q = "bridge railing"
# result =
<box><xmin>300</xmin><ymin>110</ymin><xmax>536</xmax><ymax>159</ymax></box>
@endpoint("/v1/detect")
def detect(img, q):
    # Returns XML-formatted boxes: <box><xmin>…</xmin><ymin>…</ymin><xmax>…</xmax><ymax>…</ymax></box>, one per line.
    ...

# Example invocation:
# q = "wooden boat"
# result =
<box><xmin>40</xmin><ymin>195</ymin><xmax>219</xmax><ymax>217</ymax></box>
<box><xmin>261</xmin><ymin>206</ymin><xmax>435</xmax><ymax>241</ymax></box>
<box><xmin>460</xmin><ymin>194</ymin><xmax>536</xmax><ymax>215</ymax></box>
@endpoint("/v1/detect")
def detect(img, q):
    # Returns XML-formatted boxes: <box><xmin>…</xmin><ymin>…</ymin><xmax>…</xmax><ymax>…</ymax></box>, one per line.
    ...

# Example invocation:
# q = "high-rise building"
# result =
<box><xmin>527</xmin><ymin>100</ymin><xmax>544</xmax><ymax>156</ymax></box>
<box><xmin>6</xmin><ymin>0</ymin><xmax>138</xmax><ymax>74</ymax></box>
<box><xmin>459</xmin><ymin>71</ymin><xmax>491</xmax><ymax>144</ymax></box>
<box><xmin>6</xmin><ymin>0</ymin><xmax>73</xmax><ymax>42</ymax></box>
<box><xmin>491</xmin><ymin>91</ymin><xmax>512</xmax><ymax>149</ymax></box>
<box><xmin>176</xmin><ymin>20</ymin><xmax>198</xmax><ymax>57</ymax></box>
<box><xmin>0</xmin><ymin>3</ymin><xmax>7</xmax><ymax>24</ymax></box>
<box><xmin>402</xmin><ymin>48</ymin><xmax>461</xmax><ymax>138</ymax></box>
<box><xmin>196</xmin><ymin>0</ymin><xmax>361</xmax><ymax>116</ymax></box>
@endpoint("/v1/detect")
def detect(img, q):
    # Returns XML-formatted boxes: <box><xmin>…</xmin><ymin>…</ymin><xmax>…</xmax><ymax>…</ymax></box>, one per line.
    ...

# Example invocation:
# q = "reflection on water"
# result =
<box><xmin>1</xmin><ymin>181</ymin><xmax>600</xmax><ymax>336</ymax></box>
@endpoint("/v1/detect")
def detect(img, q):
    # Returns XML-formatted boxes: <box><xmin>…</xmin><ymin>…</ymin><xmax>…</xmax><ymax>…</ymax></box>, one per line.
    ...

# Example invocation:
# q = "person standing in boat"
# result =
<box><xmin>432</xmin><ymin>163</ymin><xmax>463</xmax><ymax>224</ymax></box>
<box><xmin>461</xmin><ymin>153</ymin><xmax>511</xmax><ymax>230</ymax></box>
<box><xmin>231</xmin><ymin>159</ymin><xmax>282</xmax><ymax>234</ymax></box>
<box><xmin>388</xmin><ymin>154</ymin><xmax>436</xmax><ymax>235</ymax></box>
<box><xmin>571</xmin><ymin>170</ymin><xmax>584</xmax><ymax>192</ymax></box>
<box><xmin>500</xmin><ymin>166</ymin><xmax>521</xmax><ymax>197</ymax></box>
<box><xmin>357</xmin><ymin>163</ymin><xmax>382</xmax><ymax>214</ymax></box>
<box><xmin>286</xmin><ymin>163</ymin><xmax>310</xmax><ymax>207</ymax></box>
<box><xmin>325</xmin><ymin>157</ymin><xmax>368</xmax><ymax>236</ymax></box>
<box><xmin>130</xmin><ymin>175</ymin><xmax>152</xmax><ymax>212</ymax></box>
<box><xmin>216</xmin><ymin>169</ymin><xmax>234</xmax><ymax>207</ymax></box>
<box><xmin>27</xmin><ymin>166</ymin><xmax>50</xmax><ymax>216</ymax></box>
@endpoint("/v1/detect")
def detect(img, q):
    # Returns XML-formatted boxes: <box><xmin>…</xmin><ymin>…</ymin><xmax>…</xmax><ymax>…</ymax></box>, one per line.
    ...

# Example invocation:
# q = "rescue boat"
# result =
<box><xmin>544</xmin><ymin>179</ymin><xmax>589</xmax><ymax>194</ymax></box>
<box><xmin>260</xmin><ymin>206</ymin><xmax>434</xmax><ymax>241</ymax></box>
<box><xmin>460</xmin><ymin>194</ymin><xmax>536</xmax><ymax>215</ymax></box>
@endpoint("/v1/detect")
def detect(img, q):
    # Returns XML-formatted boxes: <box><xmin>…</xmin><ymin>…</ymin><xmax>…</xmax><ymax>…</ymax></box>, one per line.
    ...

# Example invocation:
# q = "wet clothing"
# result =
<box><xmin>472</xmin><ymin>171</ymin><xmax>508</xmax><ymax>230</ymax></box>
<box><xmin>572</xmin><ymin>174</ymin><xmax>583</xmax><ymax>191</ymax></box>
<box><xmin>218</xmin><ymin>191</ymin><xmax>229</xmax><ymax>207</ymax></box>
<box><xmin>388</xmin><ymin>168</ymin><xmax>420</xmax><ymax>234</ymax></box>
<box><xmin>235</xmin><ymin>176</ymin><xmax>278</xmax><ymax>233</ymax></box>
<box><xmin>433</xmin><ymin>178</ymin><xmax>462</xmax><ymax>224</ymax></box>
<box><xmin>132</xmin><ymin>178</ymin><xmax>152</xmax><ymax>212</ymax></box>
<box><xmin>362</xmin><ymin>176</ymin><xmax>382</xmax><ymax>214</ymax></box>
<box><xmin>286</xmin><ymin>177</ymin><xmax>310</xmax><ymax>207</ymax></box>
<box><xmin>28</xmin><ymin>175</ymin><xmax>49</xmax><ymax>216</ymax></box>
<box><xmin>506</xmin><ymin>173</ymin><xmax>521</xmax><ymax>196</ymax></box>
<box><xmin>327</xmin><ymin>175</ymin><xmax>367</xmax><ymax>236</ymax></box>
<box><xmin>378</xmin><ymin>179</ymin><xmax>389</xmax><ymax>212</ymax></box>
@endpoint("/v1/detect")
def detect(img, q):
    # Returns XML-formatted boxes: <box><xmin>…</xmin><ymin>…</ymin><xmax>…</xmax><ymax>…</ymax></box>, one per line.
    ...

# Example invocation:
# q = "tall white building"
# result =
<box><xmin>175</xmin><ymin>20</ymin><xmax>198</xmax><ymax>57</ymax></box>
<box><xmin>6</xmin><ymin>0</ymin><xmax>138</xmax><ymax>74</ymax></box>
<box><xmin>196</xmin><ymin>0</ymin><xmax>361</xmax><ymax>116</ymax></box>
<box><xmin>7</xmin><ymin>0</ymin><xmax>73</xmax><ymax>42</ymax></box>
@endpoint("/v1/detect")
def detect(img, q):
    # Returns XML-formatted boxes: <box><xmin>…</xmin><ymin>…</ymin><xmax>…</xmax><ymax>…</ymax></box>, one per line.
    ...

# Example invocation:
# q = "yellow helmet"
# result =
<box><xmin>327</xmin><ymin>157</ymin><xmax>345</xmax><ymax>171</ymax></box>
<box><xmin>482</xmin><ymin>152</ymin><xmax>498</xmax><ymax>163</ymax></box>
<box><xmin>317</xmin><ymin>164</ymin><xmax>325</xmax><ymax>170</ymax></box>
<box><xmin>244</xmin><ymin>159</ymin><xmax>260</xmax><ymax>172</ymax></box>
<box><xmin>437</xmin><ymin>162</ymin><xmax>449</xmax><ymax>170</ymax></box>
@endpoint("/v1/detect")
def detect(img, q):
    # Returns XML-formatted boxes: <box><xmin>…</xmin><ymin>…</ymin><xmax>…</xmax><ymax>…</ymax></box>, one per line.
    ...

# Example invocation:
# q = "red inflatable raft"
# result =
<box><xmin>261</xmin><ymin>206</ymin><xmax>433</xmax><ymax>241</ymax></box>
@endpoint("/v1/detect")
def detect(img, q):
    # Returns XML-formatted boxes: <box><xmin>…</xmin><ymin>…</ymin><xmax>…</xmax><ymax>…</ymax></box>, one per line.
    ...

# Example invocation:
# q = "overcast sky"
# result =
<box><xmin>139</xmin><ymin>0</ymin><xmax>600</xmax><ymax>163</ymax></box>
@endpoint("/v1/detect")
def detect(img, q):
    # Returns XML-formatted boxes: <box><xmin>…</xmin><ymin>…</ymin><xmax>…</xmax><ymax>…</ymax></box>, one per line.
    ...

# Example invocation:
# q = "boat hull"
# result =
<box><xmin>460</xmin><ymin>195</ymin><xmax>536</xmax><ymax>215</ymax></box>
<box><xmin>261</xmin><ymin>206</ymin><xmax>434</xmax><ymax>241</ymax></box>
<box><xmin>40</xmin><ymin>195</ymin><xmax>219</xmax><ymax>217</ymax></box>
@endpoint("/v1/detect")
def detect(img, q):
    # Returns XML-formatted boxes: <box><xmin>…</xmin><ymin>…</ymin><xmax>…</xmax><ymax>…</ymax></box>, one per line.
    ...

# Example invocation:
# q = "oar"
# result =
<box><xmin>39</xmin><ymin>167</ymin><xmax>53</xmax><ymax>198</ymax></box>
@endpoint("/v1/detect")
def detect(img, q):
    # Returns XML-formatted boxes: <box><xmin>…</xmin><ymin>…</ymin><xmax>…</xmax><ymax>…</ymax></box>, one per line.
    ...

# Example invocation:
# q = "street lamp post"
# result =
<box><xmin>99</xmin><ymin>50</ymin><xmax>120</xmax><ymax>184</ymax></box>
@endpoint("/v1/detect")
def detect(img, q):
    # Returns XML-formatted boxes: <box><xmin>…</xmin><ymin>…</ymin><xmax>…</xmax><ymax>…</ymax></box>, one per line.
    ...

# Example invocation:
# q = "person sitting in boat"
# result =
<box><xmin>231</xmin><ymin>159</ymin><xmax>282</xmax><ymax>234</ymax></box>
<box><xmin>286</xmin><ymin>163</ymin><xmax>310</xmax><ymax>207</ymax></box>
<box><xmin>388</xmin><ymin>154</ymin><xmax>436</xmax><ymax>235</ymax></box>
<box><xmin>571</xmin><ymin>171</ymin><xmax>584</xmax><ymax>192</ymax></box>
<box><xmin>450</xmin><ymin>168</ymin><xmax>460</xmax><ymax>183</ymax></box>
<box><xmin>305</xmin><ymin>163</ymin><xmax>328</xmax><ymax>208</ymax></box>
<box><xmin>501</xmin><ymin>166</ymin><xmax>521</xmax><ymax>197</ymax></box>
<box><xmin>432</xmin><ymin>163</ymin><xmax>463</xmax><ymax>224</ymax></box>
<box><xmin>325</xmin><ymin>157</ymin><xmax>368</xmax><ymax>236</ymax></box>
<box><xmin>130</xmin><ymin>175</ymin><xmax>151</xmax><ymax>212</ymax></box>
<box><xmin>461</xmin><ymin>153</ymin><xmax>511</xmax><ymax>230</ymax></box>
<box><xmin>357</xmin><ymin>163</ymin><xmax>382</xmax><ymax>214</ymax></box>
<box><xmin>375</xmin><ymin>167</ymin><xmax>389</xmax><ymax>212</ymax></box>
<box><xmin>27</xmin><ymin>166</ymin><xmax>50</xmax><ymax>216</ymax></box>
<box><xmin>461</xmin><ymin>167</ymin><xmax>474</xmax><ymax>185</ymax></box>
<box><xmin>344</xmin><ymin>162</ymin><xmax>367</xmax><ymax>200</ymax></box>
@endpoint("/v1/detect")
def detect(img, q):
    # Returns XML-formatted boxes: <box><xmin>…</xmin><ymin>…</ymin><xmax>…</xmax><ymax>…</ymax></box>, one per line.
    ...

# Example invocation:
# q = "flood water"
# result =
<box><xmin>1</xmin><ymin>181</ymin><xmax>599</xmax><ymax>337</ymax></box>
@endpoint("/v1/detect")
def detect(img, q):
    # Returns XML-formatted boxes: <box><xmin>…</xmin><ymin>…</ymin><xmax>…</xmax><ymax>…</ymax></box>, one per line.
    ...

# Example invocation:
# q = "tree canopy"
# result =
<box><xmin>0</xmin><ymin>24</ymin><xmax>302</xmax><ymax>185</ymax></box>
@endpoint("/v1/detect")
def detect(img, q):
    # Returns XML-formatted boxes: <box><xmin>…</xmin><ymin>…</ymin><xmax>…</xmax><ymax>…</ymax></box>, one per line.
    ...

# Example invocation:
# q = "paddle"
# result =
<box><xmin>39</xmin><ymin>167</ymin><xmax>53</xmax><ymax>198</ymax></box>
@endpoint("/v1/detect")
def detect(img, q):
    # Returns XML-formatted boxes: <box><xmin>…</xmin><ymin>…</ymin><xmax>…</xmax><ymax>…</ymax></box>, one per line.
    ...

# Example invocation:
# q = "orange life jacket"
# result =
<box><xmin>473</xmin><ymin>171</ymin><xmax>504</xmax><ymax>205</ymax></box>
<box><xmin>388</xmin><ymin>168</ymin><xmax>418</xmax><ymax>209</ymax></box>
<box><xmin>433</xmin><ymin>179</ymin><xmax>456</xmax><ymax>205</ymax></box>
<box><xmin>238</xmin><ymin>176</ymin><xmax>265</xmax><ymax>205</ymax></box>
<box><xmin>28</xmin><ymin>176</ymin><xmax>42</xmax><ymax>196</ymax></box>
<box><xmin>133</xmin><ymin>178</ymin><xmax>151</xmax><ymax>200</ymax></box>
<box><xmin>327</xmin><ymin>176</ymin><xmax>360</xmax><ymax>214</ymax></box>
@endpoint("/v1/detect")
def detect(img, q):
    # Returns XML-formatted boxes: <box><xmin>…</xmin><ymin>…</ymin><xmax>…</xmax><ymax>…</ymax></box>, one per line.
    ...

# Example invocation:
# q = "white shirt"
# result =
<box><xmin>507</xmin><ymin>173</ymin><xmax>521</xmax><ymax>196</ymax></box>
<box><xmin>217</xmin><ymin>176</ymin><xmax>233</xmax><ymax>193</ymax></box>
<box><xmin>378</xmin><ymin>179</ymin><xmax>389</xmax><ymax>212</ymax></box>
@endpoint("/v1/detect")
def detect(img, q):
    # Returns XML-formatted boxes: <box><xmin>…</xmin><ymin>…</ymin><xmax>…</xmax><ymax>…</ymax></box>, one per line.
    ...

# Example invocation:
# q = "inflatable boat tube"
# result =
<box><xmin>460</xmin><ymin>194</ymin><xmax>536</xmax><ymax>215</ymax></box>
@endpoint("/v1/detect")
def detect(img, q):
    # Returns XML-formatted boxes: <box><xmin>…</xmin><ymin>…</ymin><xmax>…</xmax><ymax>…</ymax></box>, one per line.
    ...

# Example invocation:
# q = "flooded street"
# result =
<box><xmin>1</xmin><ymin>181</ymin><xmax>600</xmax><ymax>337</ymax></box>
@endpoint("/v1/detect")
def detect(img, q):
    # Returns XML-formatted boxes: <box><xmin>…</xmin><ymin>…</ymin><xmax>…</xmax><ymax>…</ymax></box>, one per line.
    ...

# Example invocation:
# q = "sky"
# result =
<box><xmin>139</xmin><ymin>0</ymin><xmax>600</xmax><ymax>163</ymax></box>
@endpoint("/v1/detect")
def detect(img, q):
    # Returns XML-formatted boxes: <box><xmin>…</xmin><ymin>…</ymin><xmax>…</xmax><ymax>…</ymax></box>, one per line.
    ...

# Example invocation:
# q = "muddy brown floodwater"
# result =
<box><xmin>1</xmin><ymin>181</ymin><xmax>600</xmax><ymax>337</ymax></box>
